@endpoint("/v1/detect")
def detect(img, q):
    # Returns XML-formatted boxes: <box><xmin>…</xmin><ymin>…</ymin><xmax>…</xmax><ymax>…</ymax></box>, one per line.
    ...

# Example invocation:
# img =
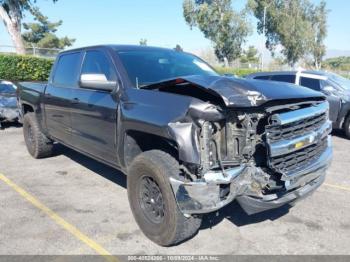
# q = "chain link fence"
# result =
<box><xmin>228</xmin><ymin>61</ymin><xmax>293</xmax><ymax>71</ymax></box>
<box><xmin>0</xmin><ymin>45</ymin><xmax>61</xmax><ymax>58</ymax></box>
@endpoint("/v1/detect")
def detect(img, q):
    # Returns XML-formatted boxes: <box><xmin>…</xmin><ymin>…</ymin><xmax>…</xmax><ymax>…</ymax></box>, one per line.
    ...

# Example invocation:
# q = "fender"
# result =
<box><xmin>118</xmin><ymin>87</ymin><xmax>224</xmax><ymax>168</ymax></box>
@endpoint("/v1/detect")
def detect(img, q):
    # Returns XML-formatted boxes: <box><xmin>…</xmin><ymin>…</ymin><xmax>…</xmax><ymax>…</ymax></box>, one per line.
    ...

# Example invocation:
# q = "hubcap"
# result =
<box><xmin>139</xmin><ymin>176</ymin><xmax>165</xmax><ymax>224</ymax></box>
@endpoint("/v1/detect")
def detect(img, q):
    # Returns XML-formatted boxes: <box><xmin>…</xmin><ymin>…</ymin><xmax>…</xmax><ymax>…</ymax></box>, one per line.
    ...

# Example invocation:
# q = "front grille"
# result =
<box><xmin>266</xmin><ymin>112</ymin><xmax>327</xmax><ymax>142</ymax></box>
<box><xmin>269</xmin><ymin>136</ymin><xmax>328</xmax><ymax>174</ymax></box>
<box><xmin>266</xmin><ymin>102</ymin><xmax>329</xmax><ymax>175</ymax></box>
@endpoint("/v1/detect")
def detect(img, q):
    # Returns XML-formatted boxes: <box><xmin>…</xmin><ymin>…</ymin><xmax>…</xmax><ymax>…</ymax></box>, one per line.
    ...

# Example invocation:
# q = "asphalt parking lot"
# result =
<box><xmin>0</xmin><ymin>125</ymin><xmax>350</xmax><ymax>256</ymax></box>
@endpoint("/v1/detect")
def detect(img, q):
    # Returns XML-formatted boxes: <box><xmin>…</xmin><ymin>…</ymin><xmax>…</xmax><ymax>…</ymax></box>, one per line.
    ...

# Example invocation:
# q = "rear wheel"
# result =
<box><xmin>23</xmin><ymin>113</ymin><xmax>53</xmax><ymax>158</ymax></box>
<box><xmin>344</xmin><ymin>114</ymin><xmax>350</xmax><ymax>139</ymax></box>
<box><xmin>127</xmin><ymin>150</ymin><xmax>202</xmax><ymax>246</ymax></box>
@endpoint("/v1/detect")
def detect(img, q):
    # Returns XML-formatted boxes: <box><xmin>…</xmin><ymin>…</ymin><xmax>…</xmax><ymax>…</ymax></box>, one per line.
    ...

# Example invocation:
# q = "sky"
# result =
<box><xmin>0</xmin><ymin>0</ymin><xmax>349</xmax><ymax>54</ymax></box>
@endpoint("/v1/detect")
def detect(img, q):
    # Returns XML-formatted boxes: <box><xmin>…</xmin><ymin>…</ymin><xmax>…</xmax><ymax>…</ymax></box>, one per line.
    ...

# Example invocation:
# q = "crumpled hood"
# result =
<box><xmin>145</xmin><ymin>75</ymin><xmax>325</xmax><ymax>107</ymax></box>
<box><xmin>0</xmin><ymin>95</ymin><xmax>17</xmax><ymax>108</ymax></box>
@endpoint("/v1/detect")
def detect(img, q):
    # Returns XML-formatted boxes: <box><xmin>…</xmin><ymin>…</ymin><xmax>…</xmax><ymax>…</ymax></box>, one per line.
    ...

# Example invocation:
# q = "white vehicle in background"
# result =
<box><xmin>247</xmin><ymin>70</ymin><xmax>350</xmax><ymax>138</ymax></box>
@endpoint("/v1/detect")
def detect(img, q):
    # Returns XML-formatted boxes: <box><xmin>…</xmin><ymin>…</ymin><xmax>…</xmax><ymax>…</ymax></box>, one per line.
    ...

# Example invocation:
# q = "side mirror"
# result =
<box><xmin>322</xmin><ymin>85</ymin><xmax>336</xmax><ymax>95</ymax></box>
<box><xmin>79</xmin><ymin>74</ymin><xmax>117</xmax><ymax>92</ymax></box>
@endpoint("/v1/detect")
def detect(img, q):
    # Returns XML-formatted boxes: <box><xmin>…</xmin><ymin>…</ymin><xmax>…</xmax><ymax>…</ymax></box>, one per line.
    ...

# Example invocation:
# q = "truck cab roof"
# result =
<box><xmin>59</xmin><ymin>44</ymin><xmax>178</xmax><ymax>54</ymax></box>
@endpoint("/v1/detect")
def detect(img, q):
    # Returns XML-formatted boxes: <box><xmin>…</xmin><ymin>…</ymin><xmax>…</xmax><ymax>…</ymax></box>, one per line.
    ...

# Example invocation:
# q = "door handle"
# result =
<box><xmin>71</xmin><ymin>98</ymin><xmax>80</xmax><ymax>104</ymax></box>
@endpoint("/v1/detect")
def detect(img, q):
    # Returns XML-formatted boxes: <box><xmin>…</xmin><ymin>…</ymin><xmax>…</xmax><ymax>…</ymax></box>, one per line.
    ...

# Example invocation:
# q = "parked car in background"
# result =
<box><xmin>0</xmin><ymin>80</ymin><xmax>20</xmax><ymax>128</ymax></box>
<box><xmin>247</xmin><ymin>71</ymin><xmax>350</xmax><ymax>138</ymax></box>
<box><xmin>18</xmin><ymin>45</ymin><xmax>332</xmax><ymax>245</ymax></box>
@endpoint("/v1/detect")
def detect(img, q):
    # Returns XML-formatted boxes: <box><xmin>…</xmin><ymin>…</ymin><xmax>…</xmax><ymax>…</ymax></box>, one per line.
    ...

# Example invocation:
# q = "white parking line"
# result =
<box><xmin>324</xmin><ymin>183</ymin><xmax>350</xmax><ymax>192</ymax></box>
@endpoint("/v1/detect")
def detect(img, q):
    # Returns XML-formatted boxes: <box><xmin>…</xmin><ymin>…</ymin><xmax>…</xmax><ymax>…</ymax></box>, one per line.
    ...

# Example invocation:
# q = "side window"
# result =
<box><xmin>81</xmin><ymin>50</ymin><xmax>116</xmax><ymax>81</ymax></box>
<box><xmin>53</xmin><ymin>52</ymin><xmax>81</xmax><ymax>86</ymax></box>
<box><xmin>271</xmin><ymin>75</ymin><xmax>296</xmax><ymax>83</ymax></box>
<box><xmin>254</xmin><ymin>75</ymin><xmax>270</xmax><ymax>80</ymax></box>
<box><xmin>300</xmin><ymin>77</ymin><xmax>321</xmax><ymax>91</ymax></box>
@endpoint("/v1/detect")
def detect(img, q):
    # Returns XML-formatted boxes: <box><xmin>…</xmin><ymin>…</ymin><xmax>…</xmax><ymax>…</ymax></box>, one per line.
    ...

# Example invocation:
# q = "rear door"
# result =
<box><xmin>70</xmin><ymin>49</ymin><xmax>119</xmax><ymax>164</ymax></box>
<box><xmin>299</xmin><ymin>76</ymin><xmax>341</xmax><ymax>122</ymax></box>
<box><xmin>44</xmin><ymin>52</ymin><xmax>82</xmax><ymax>143</ymax></box>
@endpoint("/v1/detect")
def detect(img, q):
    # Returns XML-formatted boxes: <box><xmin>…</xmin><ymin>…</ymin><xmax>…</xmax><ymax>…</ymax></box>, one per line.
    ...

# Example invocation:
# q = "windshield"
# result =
<box><xmin>0</xmin><ymin>83</ymin><xmax>16</xmax><ymax>94</ymax></box>
<box><xmin>326</xmin><ymin>72</ymin><xmax>350</xmax><ymax>90</ymax></box>
<box><xmin>117</xmin><ymin>49</ymin><xmax>218</xmax><ymax>87</ymax></box>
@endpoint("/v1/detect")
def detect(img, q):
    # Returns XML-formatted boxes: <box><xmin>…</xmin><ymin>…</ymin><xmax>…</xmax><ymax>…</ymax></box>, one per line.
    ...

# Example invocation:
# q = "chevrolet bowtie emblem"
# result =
<box><xmin>294</xmin><ymin>141</ymin><xmax>305</xmax><ymax>149</ymax></box>
<box><xmin>293</xmin><ymin>135</ymin><xmax>317</xmax><ymax>150</ymax></box>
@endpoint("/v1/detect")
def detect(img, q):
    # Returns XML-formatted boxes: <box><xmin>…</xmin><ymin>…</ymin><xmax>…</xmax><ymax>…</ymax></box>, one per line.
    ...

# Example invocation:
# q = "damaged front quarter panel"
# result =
<box><xmin>167</xmin><ymin>100</ymin><xmax>225</xmax><ymax>165</ymax></box>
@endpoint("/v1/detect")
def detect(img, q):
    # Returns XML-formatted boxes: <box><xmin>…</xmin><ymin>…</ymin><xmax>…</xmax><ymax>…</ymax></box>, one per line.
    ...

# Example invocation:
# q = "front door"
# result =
<box><xmin>70</xmin><ymin>49</ymin><xmax>119</xmax><ymax>164</ymax></box>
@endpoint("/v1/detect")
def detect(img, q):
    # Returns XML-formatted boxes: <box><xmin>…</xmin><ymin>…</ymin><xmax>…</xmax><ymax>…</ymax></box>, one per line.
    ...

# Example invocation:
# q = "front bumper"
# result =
<box><xmin>170</xmin><ymin>136</ymin><xmax>332</xmax><ymax>215</ymax></box>
<box><xmin>236</xmin><ymin>166</ymin><xmax>326</xmax><ymax>215</ymax></box>
<box><xmin>0</xmin><ymin>107</ymin><xmax>20</xmax><ymax>122</ymax></box>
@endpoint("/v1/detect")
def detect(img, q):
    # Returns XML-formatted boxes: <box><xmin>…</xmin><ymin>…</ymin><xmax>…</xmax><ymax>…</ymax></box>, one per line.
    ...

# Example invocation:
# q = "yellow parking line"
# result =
<box><xmin>0</xmin><ymin>173</ymin><xmax>118</xmax><ymax>262</ymax></box>
<box><xmin>324</xmin><ymin>183</ymin><xmax>350</xmax><ymax>192</ymax></box>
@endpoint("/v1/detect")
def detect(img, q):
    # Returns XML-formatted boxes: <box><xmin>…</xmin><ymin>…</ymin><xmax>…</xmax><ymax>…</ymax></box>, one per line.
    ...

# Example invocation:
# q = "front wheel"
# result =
<box><xmin>127</xmin><ymin>150</ymin><xmax>202</xmax><ymax>246</ymax></box>
<box><xmin>344</xmin><ymin>114</ymin><xmax>350</xmax><ymax>139</ymax></box>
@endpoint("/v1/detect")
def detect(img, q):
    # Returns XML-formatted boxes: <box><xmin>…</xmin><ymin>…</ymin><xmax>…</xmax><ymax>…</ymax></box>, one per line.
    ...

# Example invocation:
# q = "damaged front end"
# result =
<box><xmin>158</xmin><ymin>78</ymin><xmax>332</xmax><ymax>215</ymax></box>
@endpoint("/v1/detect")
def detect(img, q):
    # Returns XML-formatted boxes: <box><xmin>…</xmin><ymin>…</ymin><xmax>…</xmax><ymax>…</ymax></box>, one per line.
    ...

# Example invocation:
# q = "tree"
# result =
<box><xmin>249</xmin><ymin>0</ymin><xmax>314</xmax><ymax>67</ymax></box>
<box><xmin>195</xmin><ymin>46</ymin><xmax>219</xmax><ymax>66</ymax></box>
<box><xmin>0</xmin><ymin>0</ymin><xmax>57</xmax><ymax>54</ymax></box>
<box><xmin>174</xmin><ymin>44</ymin><xmax>183</xmax><ymax>52</ymax></box>
<box><xmin>324</xmin><ymin>56</ymin><xmax>350</xmax><ymax>71</ymax></box>
<box><xmin>139</xmin><ymin>38</ymin><xmax>147</xmax><ymax>46</ymax></box>
<box><xmin>22</xmin><ymin>7</ymin><xmax>74</xmax><ymax>51</ymax></box>
<box><xmin>183</xmin><ymin>0</ymin><xmax>251</xmax><ymax>65</ymax></box>
<box><xmin>240</xmin><ymin>45</ymin><xmax>259</xmax><ymax>63</ymax></box>
<box><xmin>248</xmin><ymin>0</ymin><xmax>328</xmax><ymax>68</ymax></box>
<box><xmin>309</xmin><ymin>0</ymin><xmax>328</xmax><ymax>69</ymax></box>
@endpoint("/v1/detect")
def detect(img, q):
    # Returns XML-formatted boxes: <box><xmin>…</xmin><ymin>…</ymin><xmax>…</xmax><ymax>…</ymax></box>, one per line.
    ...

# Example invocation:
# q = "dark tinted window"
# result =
<box><xmin>81</xmin><ymin>50</ymin><xmax>116</xmax><ymax>81</ymax></box>
<box><xmin>300</xmin><ymin>77</ymin><xmax>321</xmax><ymax>91</ymax></box>
<box><xmin>271</xmin><ymin>75</ymin><xmax>296</xmax><ymax>83</ymax></box>
<box><xmin>53</xmin><ymin>52</ymin><xmax>81</xmax><ymax>86</ymax></box>
<box><xmin>117</xmin><ymin>50</ymin><xmax>218</xmax><ymax>87</ymax></box>
<box><xmin>254</xmin><ymin>75</ymin><xmax>270</xmax><ymax>80</ymax></box>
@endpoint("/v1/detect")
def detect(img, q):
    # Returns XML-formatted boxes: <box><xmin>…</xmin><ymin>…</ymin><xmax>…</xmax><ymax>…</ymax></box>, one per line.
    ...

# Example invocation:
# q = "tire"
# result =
<box><xmin>23</xmin><ymin>113</ymin><xmax>53</xmax><ymax>158</ymax></box>
<box><xmin>127</xmin><ymin>150</ymin><xmax>202</xmax><ymax>246</ymax></box>
<box><xmin>344</xmin><ymin>114</ymin><xmax>350</xmax><ymax>139</ymax></box>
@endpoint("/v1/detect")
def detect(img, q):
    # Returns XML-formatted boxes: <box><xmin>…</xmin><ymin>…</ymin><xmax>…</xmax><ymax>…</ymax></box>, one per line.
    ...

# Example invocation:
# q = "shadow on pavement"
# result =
<box><xmin>0</xmin><ymin>121</ymin><xmax>22</xmax><ymax>129</ymax></box>
<box><xmin>53</xmin><ymin>144</ymin><xmax>127</xmax><ymax>188</ymax></box>
<box><xmin>331</xmin><ymin>129</ymin><xmax>347</xmax><ymax>139</ymax></box>
<box><xmin>201</xmin><ymin>201</ymin><xmax>291</xmax><ymax>229</ymax></box>
<box><xmin>52</xmin><ymin>144</ymin><xmax>291</xmax><ymax>231</ymax></box>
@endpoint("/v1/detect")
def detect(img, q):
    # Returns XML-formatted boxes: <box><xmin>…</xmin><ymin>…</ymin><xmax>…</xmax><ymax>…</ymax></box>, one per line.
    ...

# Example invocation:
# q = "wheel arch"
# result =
<box><xmin>21</xmin><ymin>103</ymin><xmax>34</xmax><ymax>115</ymax></box>
<box><xmin>123</xmin><ymin>130</ymin><xmax>179</xmax><ymax>170</ymax></box>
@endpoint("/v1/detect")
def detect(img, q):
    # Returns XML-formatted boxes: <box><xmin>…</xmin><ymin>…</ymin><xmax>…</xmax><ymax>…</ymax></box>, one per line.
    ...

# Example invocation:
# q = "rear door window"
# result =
<box><xmin>271</xmin><ymin>75</ymin><xmax>296</xmax><ymax>83</ymax></box>
<box><xmin>53</xmin><ymin>52</ymin><xmax>81</xmax><ymax>87</ymax></box>
<box><xmin>300</xmin><ymin>77</ymin><xmax>321</xmax><ymax>91</ymax></box>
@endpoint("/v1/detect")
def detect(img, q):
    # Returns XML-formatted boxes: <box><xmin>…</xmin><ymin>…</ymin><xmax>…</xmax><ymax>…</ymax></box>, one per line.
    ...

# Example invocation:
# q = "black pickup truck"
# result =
<box><xmin>18</xmin><ymin>45</ymin><xmax>332</xmax><ymax>246</ymax></box>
